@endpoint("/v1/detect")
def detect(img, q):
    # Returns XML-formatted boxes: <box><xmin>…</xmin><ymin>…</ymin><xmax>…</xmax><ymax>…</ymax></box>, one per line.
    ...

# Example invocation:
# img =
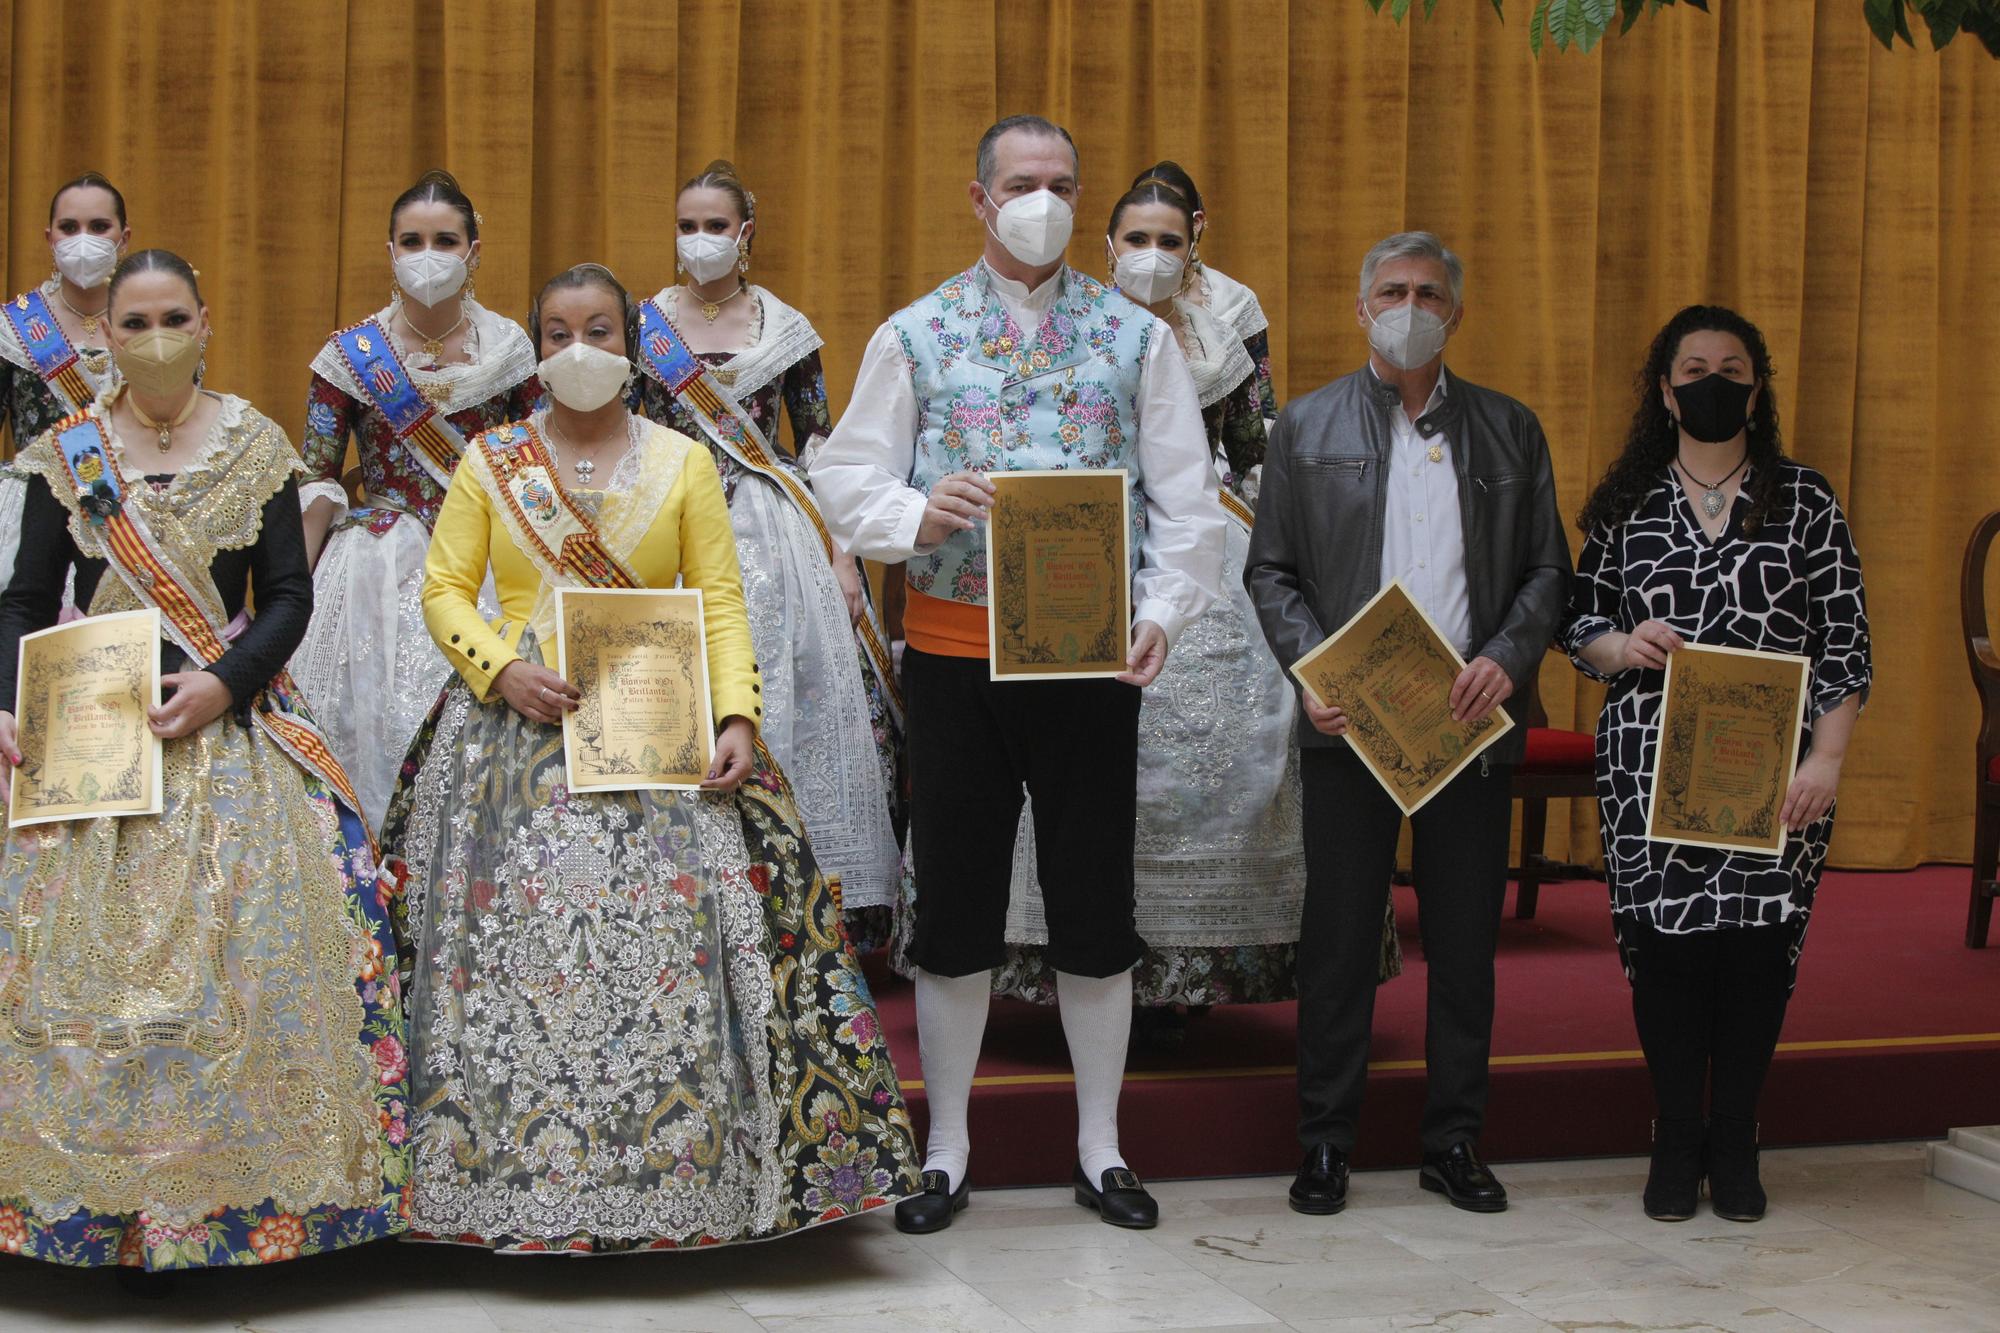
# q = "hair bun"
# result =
<box><xmin>416</xmin><ymin>167</ymin><xmax>463</xmax><ymax>191</ymax></box>
<box><xmin>701</xmin><ymin>158</ymin><xmax>740</xmax><ymax>180</ymax></box>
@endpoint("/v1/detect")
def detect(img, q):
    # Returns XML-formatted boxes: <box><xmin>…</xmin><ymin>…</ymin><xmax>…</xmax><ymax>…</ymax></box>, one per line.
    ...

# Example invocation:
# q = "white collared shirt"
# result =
<box><xmin>985</xmin><ymin>265</ymin><xmax>1063</xmax><ymax>333</ymax></box>
<box><xmin>1378</xmin><ymin>367</ymin><xmax>1472</xmax><ymax>655</ymax></box>
<box><xmin>810</xmin><ymin>264</ymin><xmax>1224</xmax><ymax>645</ymax></box>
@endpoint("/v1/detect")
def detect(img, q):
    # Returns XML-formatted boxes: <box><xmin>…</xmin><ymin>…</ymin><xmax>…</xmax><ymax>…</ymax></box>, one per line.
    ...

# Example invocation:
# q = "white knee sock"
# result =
<box><xmin>914</xmin><ymin>967</ymin><xmax>992</xmax><ymax>1191</ymax></box>
<box><xmin>1058</xmin><ymin>969</ymin><xmax>1134</xmax><ymax>1183</ymax></box>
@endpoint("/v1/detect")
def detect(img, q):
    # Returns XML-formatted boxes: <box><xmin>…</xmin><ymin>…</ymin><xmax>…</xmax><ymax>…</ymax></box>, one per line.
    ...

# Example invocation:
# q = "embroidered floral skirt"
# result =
<box><xmin>378</xmin><ymin>634</ymin><xmax>918</xmax><ymax>1253</ymax></box>
<box><xmin>0</xmin><ymin>720</ymin><xmax>409</xmax><ymax>1269</ymax></box>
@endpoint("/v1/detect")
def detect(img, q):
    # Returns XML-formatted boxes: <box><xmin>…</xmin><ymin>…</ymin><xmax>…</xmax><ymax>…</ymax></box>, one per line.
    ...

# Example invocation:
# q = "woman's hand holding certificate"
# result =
<box><xmin>7</xmin><ymin>608</ymin><xmax>165</xmax><ymax>826</ymax></box>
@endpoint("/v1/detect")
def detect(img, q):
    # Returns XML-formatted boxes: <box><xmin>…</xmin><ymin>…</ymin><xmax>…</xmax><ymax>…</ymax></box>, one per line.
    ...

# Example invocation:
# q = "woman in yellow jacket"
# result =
<box><xmin>377</xmin><ymin>263</ymin><xmax>918</xmax><ymax>1252</ymax></box>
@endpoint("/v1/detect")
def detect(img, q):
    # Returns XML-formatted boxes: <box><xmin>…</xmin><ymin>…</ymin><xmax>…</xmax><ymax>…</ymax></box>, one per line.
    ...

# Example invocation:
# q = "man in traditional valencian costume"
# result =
<box><xmin>813</xmin><ymin>114</ymin><xmax>1225</xmax><ymax>1233</ymax></box>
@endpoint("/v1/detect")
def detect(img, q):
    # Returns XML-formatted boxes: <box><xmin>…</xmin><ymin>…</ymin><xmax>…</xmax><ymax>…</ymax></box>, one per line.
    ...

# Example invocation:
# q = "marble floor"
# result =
<box><xmin>2</xmin><ymin>1142</ymin><xmax>1997</xmax><ymax>1332</ymax></box>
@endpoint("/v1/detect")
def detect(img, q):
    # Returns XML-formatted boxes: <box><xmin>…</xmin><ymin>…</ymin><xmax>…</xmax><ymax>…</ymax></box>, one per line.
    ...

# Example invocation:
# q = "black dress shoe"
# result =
<box><xmin>1643</xmin><ymin>1117</ymin><xmax>1706</xmax><ymax>1222</ymax></box>
<box><xmin>1419</xmin><ymin>1141</ymin><xmax>1509</xmax><ymax>1213</ymax></box>
<box><xmin>1706</xmin><ymin>1116</ymin><xmax>1767</xmax><ymax>1222</ymax></box>
<box><xmin>1073</xmin><ymin>1163</ymin><xmax>1159</xmax><ymax>1229</ymax></box>
<box><xmin>894</xmin><ymin>1169</ymin><xmax>969</xmax><ymax>1234</ymax></box>
<box><xmin>1289</xmin><ymin>1142</ymin><xmax>1350</xmax><ymax>1215</ymax></box>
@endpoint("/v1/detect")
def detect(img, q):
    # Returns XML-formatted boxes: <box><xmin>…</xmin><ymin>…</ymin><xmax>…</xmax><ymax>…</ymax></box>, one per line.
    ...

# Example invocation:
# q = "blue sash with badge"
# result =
<box><xmin>2</xmin><ymin>289</ymin><xmax>93</xmax><ymax>412</ymax></box>
<box><xmin>330</xmin><ymin>317</ymin><xmax>467</xmax><ymax>488</ymax></box>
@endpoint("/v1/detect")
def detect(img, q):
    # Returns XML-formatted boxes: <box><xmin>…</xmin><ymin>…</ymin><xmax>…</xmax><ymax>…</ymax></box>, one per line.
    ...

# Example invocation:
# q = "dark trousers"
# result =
<box><xmin>1297</xmin><ymin>746</ymin><xmax>1513</xmax><ymax>1154</ymax></box>
<box><xmin>1622</xmin><ymin>921</ymin><xmax>1795</xmax><ymax>1124</ymax></box>
<box><xmin>904</xmin><ymin>647</ymin><xmax>1145</xmax><ymax>979</ymax></box>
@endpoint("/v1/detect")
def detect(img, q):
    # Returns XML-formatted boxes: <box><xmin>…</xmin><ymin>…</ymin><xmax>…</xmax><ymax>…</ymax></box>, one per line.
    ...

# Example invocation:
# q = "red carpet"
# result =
<box><xmin>862</xmin><ymin>865</ymin><xmax>2000</xmax><ymax>1186</ymax></box>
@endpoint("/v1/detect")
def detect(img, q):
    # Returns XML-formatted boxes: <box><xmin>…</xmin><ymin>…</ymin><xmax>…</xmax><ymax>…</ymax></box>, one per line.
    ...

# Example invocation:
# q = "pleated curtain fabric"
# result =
<box><xmin>3</xmin><ymin>0</ymin><xmax>1996</xmax><ymax>871</ymax></box>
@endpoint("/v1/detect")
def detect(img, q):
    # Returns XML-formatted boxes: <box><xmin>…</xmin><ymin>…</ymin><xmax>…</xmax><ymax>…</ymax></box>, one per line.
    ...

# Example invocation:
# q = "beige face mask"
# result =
<box><xmin>113</xmin><ymin>328</ymin><xmax>203</xmax><ymax>397</ymax></box>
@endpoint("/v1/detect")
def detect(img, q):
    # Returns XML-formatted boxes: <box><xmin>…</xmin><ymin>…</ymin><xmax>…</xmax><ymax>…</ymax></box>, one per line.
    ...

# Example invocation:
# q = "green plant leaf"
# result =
<box><xmin>1365</xmin><ymin>0</ymin><xmax>1387</xmax><ymax>12</ymax></box>
<box><xmin>1579</xmin><ymin>0</ymin><xmax>1616</xmax><ymax>50</ymax></box>
<box><xmin>1531</xmin><ymin>0</ymin><xmax>1551</xmax><ymax>53</ymax></box>
<box><xmin>1392</xmin><ymin>0</ymin><xmax>1415</xmax><ymax>19</ymax></box>
<box><xmin>1967</xmin><ymin>2</ymin><xmax>2000</xmax><ymax>54</ymax></box>
<box><xmin>1915</xmin><ymin>0</ymin><xmax>1970</xmax><ymax>48</ymax></box>
<box><xmin>1864</xmin><ymin>0</ymin><xmax>1902</xmax><ymax>47</ymax></box>
<box><xmin>1491</xmin><ymin>0</ymin><xmax>1507</xmax><ymax>17</ymax></box>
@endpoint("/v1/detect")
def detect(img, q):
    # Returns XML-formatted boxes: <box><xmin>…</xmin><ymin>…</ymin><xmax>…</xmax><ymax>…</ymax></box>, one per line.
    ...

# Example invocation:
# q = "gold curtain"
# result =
<box><xmin>3</xmin><ymin>0</ymin><xmax>1995</xmax><ymax>869</ymax></box>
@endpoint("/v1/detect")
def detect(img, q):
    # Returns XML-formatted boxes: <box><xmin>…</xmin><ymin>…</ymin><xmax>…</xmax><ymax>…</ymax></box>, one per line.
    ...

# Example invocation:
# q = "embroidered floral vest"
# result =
<box><xmin>889</xmin><ymin>262</ymin><xmax>1153</xmax><ymax>604</ymax></box>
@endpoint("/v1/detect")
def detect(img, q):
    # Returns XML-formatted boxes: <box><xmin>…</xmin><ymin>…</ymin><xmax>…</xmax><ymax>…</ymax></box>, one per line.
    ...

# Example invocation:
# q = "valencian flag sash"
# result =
<box><xmin>471</xmin><ymin>419</ymin><xmax>641</xmax><ymax>590</ymax></box>
<box><xmin>634</xmin><ymin>298</ymin><xmax>901</xmax><ymax>719</ymax></box>
<box><xmin>48</xmin><ymin>412</ymin><xmax>371</xmax><ymax>829</ymax></box>
<box><xmin>3</xmin><ymin>289</ymin><xmax>95</xmax><ymax>412</ymax></box>
<box><xmin>330</xmin><ymin>318</ymin><xmax>469</xmax><ymax>488</ymax></box>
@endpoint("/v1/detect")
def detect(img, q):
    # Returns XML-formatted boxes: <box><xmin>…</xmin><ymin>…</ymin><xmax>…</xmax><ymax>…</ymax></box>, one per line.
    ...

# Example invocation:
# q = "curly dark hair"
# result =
<box><xmin>1577</xmin><ymin>304</ymin><xmax>1785</xmax><ymax>537</ymax></box>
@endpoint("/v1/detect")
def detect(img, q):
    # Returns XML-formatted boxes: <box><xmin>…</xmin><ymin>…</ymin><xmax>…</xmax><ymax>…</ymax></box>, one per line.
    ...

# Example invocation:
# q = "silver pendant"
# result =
<box><xmin>1700</xmin><ymin>488</ymin><xmax>1726</xmax><ymax>519</ymax></box>
<box><xmin>573</xmin><ymin>457</ymin><xmax>596</xmax><ymax>485</ymax></box>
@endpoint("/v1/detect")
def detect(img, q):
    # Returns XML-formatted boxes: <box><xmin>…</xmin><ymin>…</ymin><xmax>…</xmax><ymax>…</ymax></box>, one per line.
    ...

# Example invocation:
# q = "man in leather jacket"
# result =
<box><xmin>1245</xmin><ymin>231</ymin><xmax>1570</xmax><ymax>1217</ymax></box>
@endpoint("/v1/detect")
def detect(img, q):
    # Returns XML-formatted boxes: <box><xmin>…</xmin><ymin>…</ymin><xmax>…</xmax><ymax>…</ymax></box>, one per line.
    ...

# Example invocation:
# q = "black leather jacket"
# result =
<box><xmin>1244</xmin><ymin>365</ymin><xmax>1571</xmax><ymax>761</ymax></box>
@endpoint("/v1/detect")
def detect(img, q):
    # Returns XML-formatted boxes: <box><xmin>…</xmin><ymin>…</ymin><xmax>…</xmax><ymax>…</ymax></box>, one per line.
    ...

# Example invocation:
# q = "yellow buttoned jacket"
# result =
<box><xmin>421</xmin><ymin>420</ymin><xmax>763</xmax><ymax>732</ymax></box>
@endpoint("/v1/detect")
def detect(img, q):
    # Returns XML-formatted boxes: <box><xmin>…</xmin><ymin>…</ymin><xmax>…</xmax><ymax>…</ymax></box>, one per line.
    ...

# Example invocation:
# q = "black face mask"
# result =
<box><xmin>1667</xmin><ymin>372</ymin><xmax>1756</xmax><ymax>444</ymax></box>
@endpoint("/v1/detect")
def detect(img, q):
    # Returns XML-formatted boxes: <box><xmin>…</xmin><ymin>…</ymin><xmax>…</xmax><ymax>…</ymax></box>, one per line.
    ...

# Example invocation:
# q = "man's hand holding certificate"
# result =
<box><xmin>1289</xmin><ymin>581</ymin><xmax>1514</xmax><ymax>815</ymax></box>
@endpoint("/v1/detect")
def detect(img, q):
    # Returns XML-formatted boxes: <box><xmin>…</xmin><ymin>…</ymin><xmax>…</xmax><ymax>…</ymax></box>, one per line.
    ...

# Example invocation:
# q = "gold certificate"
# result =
<box><xmin>1289</xmin><ymin>580</ymin><xmax>1513</xmax><ymax>815</ymax></box>
<box><xmin>9</xmin><ymin>608</ymin><xmax>164</xmax><ymax>827</ymax></box>
<box><xmin>556</xmin><ymin>588</ymin><xmax>715</xmax><ymax>793</ymax></box>
<box><xmin>1647</xmin><ymin>642</ymin><xmax>1808</xmax><ymax>857</ymax></box>
<box><xmin>986</xmin><ymin>469</ymin><xmax>1132</xmax><ymax>681</ymax></box>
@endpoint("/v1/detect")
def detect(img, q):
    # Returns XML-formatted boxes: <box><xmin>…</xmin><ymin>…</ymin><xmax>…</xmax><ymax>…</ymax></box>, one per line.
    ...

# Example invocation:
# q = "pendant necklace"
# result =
<box><xmin>689</xmin><ymin>282</ymin><xmax>746</xmax><ymax>323</ymax></box>
<box><xmin>1677</xmin><ymin>451</ymin><xmax>1749</xmax><ymax>520</ymax></box>
<box><xmin>130</xmin><ymin>389</ymin><xmax>202</xmax><ymax>454</ymax></box>
<box><xmin>398</xmin><ymin>304</ymin><xmax>468</xmax><ymax>405</ymax></box>
<box><xmin>55</xmin><ymin>285</ymin><xmax>106</xmax><ymax>339</ymax></box>
<box><xmin>547</xmin><ymin>411</ymin><xmax>637</xmax><ymax>485</ymax></box>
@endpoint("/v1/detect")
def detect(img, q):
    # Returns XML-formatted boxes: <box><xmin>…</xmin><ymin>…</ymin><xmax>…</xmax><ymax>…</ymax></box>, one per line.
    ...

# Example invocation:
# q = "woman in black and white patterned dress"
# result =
<box><xmin>1560</xmin><ymin>305</ymin><xmax>1869</xmax><ymax>1226</ymax></box>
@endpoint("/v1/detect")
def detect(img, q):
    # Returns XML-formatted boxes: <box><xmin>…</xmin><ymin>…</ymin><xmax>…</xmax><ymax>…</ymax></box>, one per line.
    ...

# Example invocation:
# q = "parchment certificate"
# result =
<box><xmin>556</xmin><ymin>588</ymin><xmax>714</xmax><ymax>793</ymax></box>
<box><xmin>986</xmin><ymin>469</ymin><xmax>1132</xmax><ymax>681</ymax></box>
<box><xmin>1289</xmin><ymin>580</ymin><xmax>1513</xmax><ymax>815</ymax></box>
<box><xmin>1647</xmin><ymin>642</ymin><xmax>1809</xmax><ymax>857</ymax></box>
<box><xmin>9</xmin><ymin>608</ymin><xmax>164</xmax><ymax>827</ymax></box>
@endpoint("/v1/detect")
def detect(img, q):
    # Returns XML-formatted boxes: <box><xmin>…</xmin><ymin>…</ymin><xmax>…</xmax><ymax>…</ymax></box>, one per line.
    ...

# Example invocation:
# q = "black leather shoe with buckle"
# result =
<box><xmin>894</xmin><ymin>1169</ymin><xmax>969</xmax><ymax>1234</ymax></box>
<box><xmin>1073</xmin><ymin>1163</ymin><xmax>1159</xmax><ymax>1229</ymax></box>
<box><xmin>1419</xmin><ymin>1141</ymin><xmax>1509</xmax><ymax>1213</ymax></box>
<box><xmin>1289</xmin><ymin>1142</ymin><xmax>1350</xmax><ymax>1215</ymax></box>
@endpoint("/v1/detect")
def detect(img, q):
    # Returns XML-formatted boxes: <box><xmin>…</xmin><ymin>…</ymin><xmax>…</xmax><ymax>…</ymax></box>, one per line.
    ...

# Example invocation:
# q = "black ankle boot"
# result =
<box><xmin>1706</xmin><ymin>1115</ymin><xmax>1766</xmax><ymax>1221</ymax></box>
<box><xmin>1642</xmin><ymin>1117</ymin><xmax>1705</xmax><ymax>1221</ymax></box>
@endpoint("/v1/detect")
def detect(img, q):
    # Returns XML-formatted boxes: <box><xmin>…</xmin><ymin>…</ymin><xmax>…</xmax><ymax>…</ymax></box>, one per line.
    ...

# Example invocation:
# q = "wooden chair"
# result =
<box><xmin>1511</xmin><ymin>656</ymin><xmax>1598</xmax><ymax>919</ymax></box>
<box><xmin>1962</xmin><ymin>511</ymin><xmax>2000</xmax><ymax>947</ymax></box>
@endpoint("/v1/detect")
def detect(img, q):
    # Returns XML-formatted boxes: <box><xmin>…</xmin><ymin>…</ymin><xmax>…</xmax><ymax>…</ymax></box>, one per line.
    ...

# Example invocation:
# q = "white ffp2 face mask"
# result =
<box><xmin>394</xmin><ymin>249</ymin><xmax>469</xmax><ymax>308</ymax></box>
<box><xmin>538</xmin><ymin>342</ymin><xmax>632</xmax><ymax>412</ymax></box>
<box><xmin>1367</xmin><ymin>301</ymin><xmax>1453</xmax><ymax>371</ymax></box>
<box><xmin>53</xmin><ymin>233</ymin><xmax>120</xmax><ymax>289</ymax></box>
<box><xmin>1112</xmin><ymin>245</ymin><xmax>1186</xmax><ymax>305</ymax></box>
<box><xmin>677</xmin><ymin>229</ymin><xmax>744</xmax><ymax>285</ymax></box>
<box><xmin>985</xmin><ymin>188</ymin><xmax>1074</xmax><ymax>267</ymax></box>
